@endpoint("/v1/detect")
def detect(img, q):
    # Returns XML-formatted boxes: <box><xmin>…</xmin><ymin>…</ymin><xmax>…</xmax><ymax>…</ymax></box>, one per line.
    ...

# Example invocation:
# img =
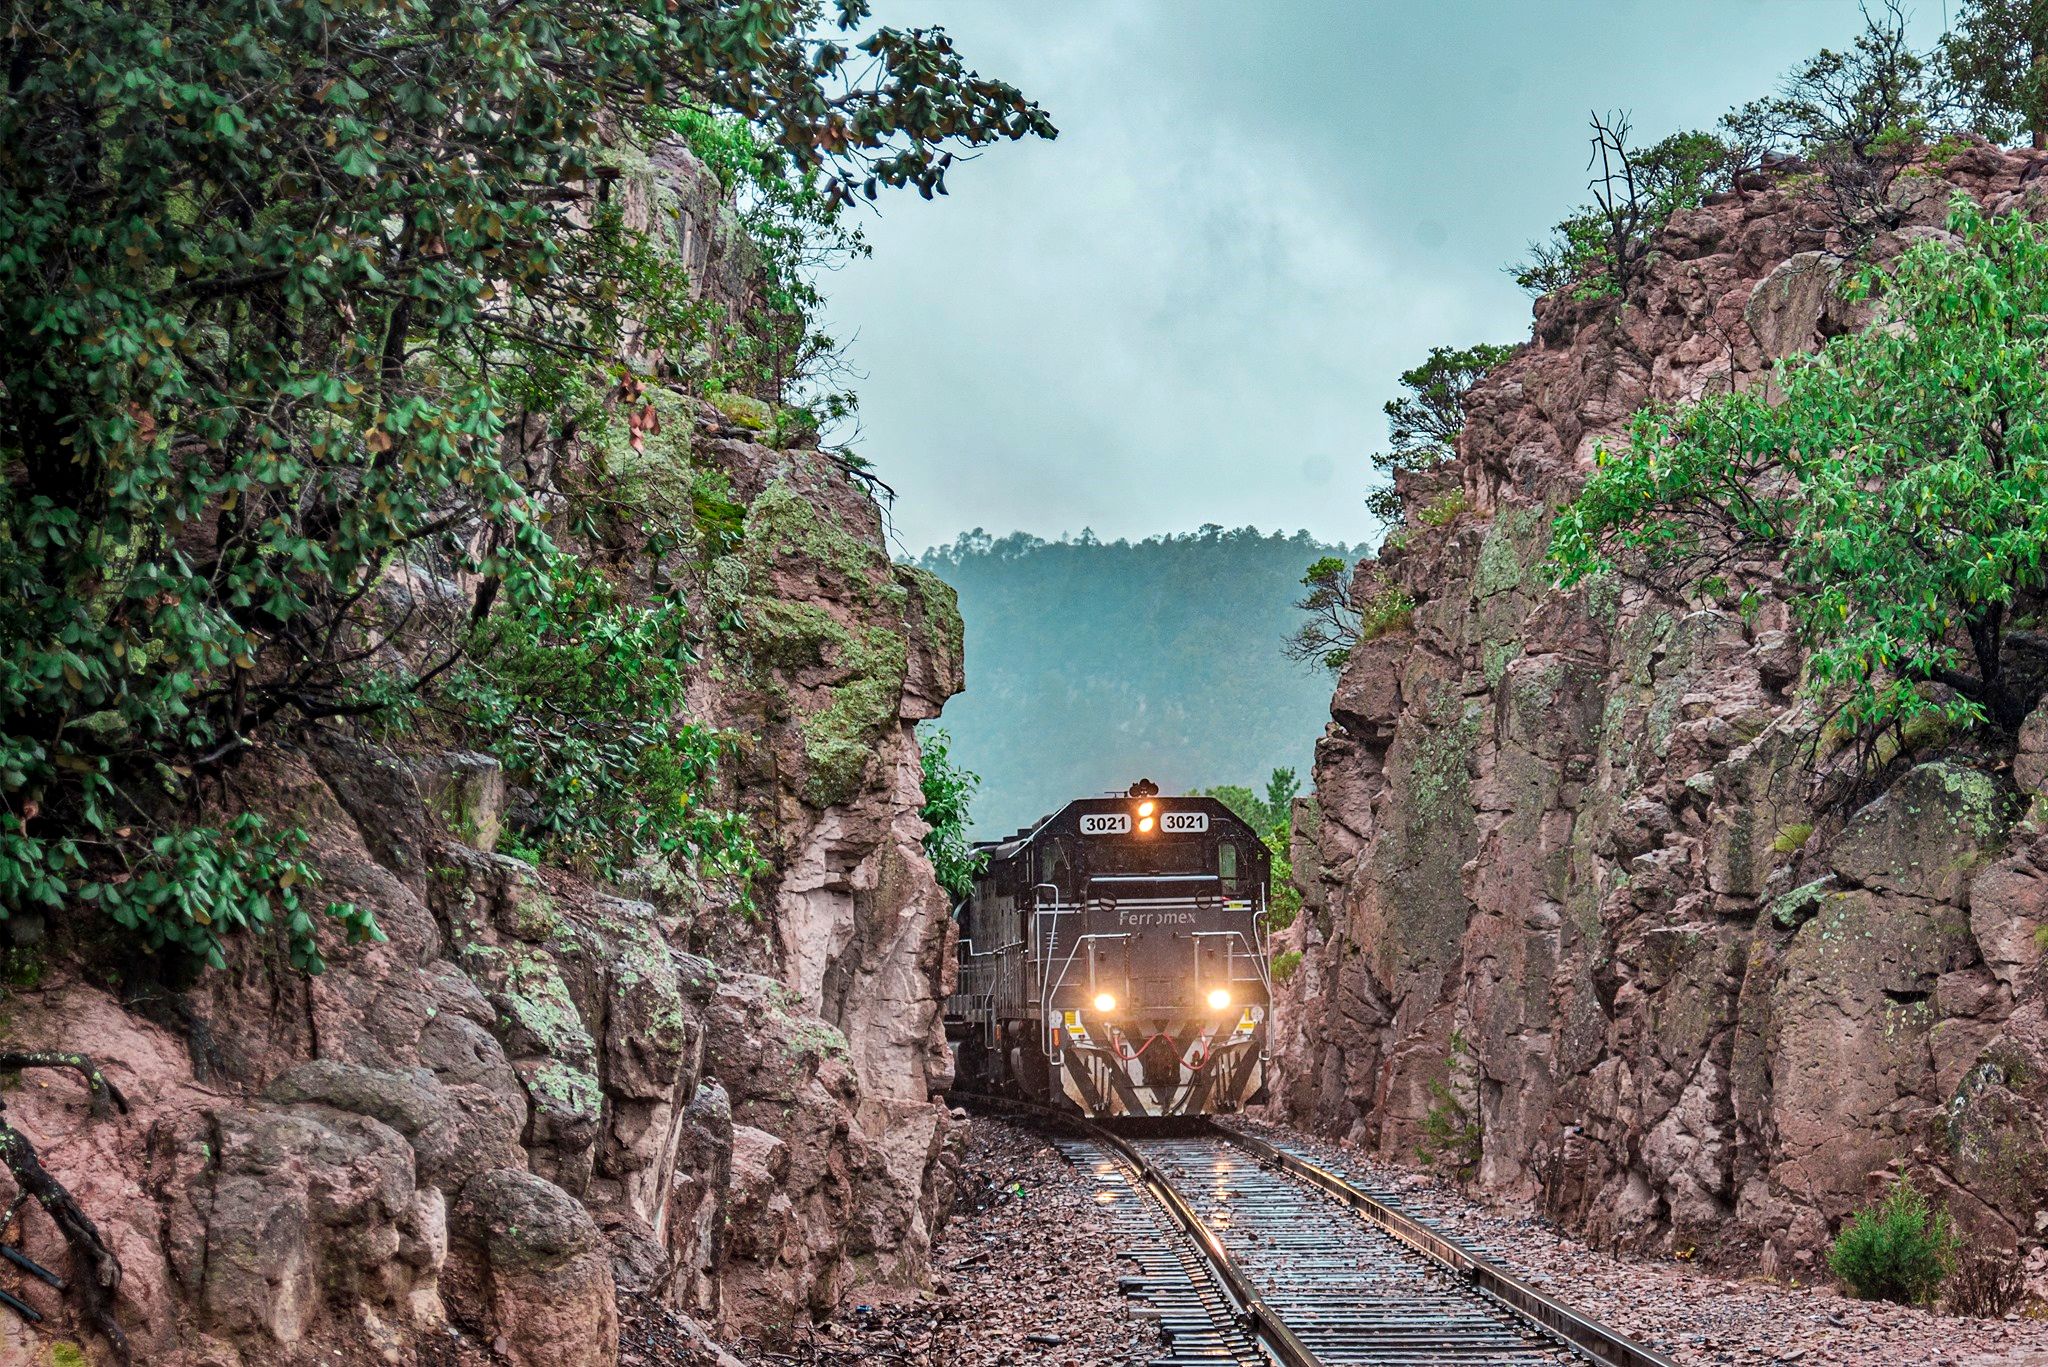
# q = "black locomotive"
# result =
<box><xmin>945</xmin><ymin>780</ymin><xmax>1273</xmax><ymax>1118</ymax></box>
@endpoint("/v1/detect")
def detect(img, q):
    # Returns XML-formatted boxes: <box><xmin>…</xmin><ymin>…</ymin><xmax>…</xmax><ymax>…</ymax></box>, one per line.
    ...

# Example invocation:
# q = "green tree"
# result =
<box><xmin>0</xmin><ymin>0</ymin><xmax>1051</xmax><ymax>971</ymax></box>
<box><xmin>1283</xmin><ymin>556</ymin><xmax>1363</xmax><ymax>673</ymax></box>
<box><xmin>919</xmin><ymin>728</ymin><xmax>985</xmax><ymax>903</ymax></box>
<box><xmin>422</xmin><ymin>557</ymin><xmax>764</xmax><ymax>890</ymax></box>
<box><xmin>1941</xmin><ymin>0</ymin><xmax>2048</xmax><ymax>148</ymax></box>
<box><xmin>1721</xmin><ymin>2</ymin><xmax>1948</xmax><ymax>233</ymax></box>
<box><xmin>1513</xmin><ymin>122</ymin><xmax>1736</xmax><ymax>300</ymax></box>
<box><xmin>1828</xmin><ymin>1176</ymin><xmax>1960</xmax><ymax>1304</ymax></box>
<box><xmin>1201</xmin><ymin>767</ymin><xmax>1298</xmax><ymax>837</ymax></box>
<box><xmin>1367</xmin><ymin>342</ymin><xmax>1516</xmax><ymax>524</ymax></box>
<box><xmin>1200</xmin><ymin>767</ymin><xmax>1303</xmax><ymax>930</ymax></box>
<box><xmin>1551</xmin><ymin>198</ymin><xmax>2048</xmax><ymax>738</ymax></box>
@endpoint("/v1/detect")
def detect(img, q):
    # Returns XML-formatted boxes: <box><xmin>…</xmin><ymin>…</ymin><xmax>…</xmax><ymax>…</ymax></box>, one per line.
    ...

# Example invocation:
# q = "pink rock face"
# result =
<box><xmin>1270</xmin><ymin>142</ymin><xmax>2048</xmax><ymax>1271</ymax></box>
<box><xmin>2</xmin><ymin>393</ymin><xmax>965</xmax><ymax>1359</ymax></box>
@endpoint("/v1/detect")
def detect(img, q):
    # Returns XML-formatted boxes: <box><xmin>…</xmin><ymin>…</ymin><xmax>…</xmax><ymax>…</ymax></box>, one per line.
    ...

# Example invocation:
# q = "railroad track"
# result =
<box><xmin>954</xmin><ymin>1094</ymin><xmax>1674</xmax><ymax>1367</ymax></box>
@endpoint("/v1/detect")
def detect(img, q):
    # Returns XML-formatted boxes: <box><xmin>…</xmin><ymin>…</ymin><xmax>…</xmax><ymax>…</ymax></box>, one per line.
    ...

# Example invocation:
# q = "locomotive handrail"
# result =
<box><xmin>1189</xmin><ymin>928</ymin><xmax>1274</xmax><ymax>995</ymax></box>
<box><xmin>1040</xmin><ymin>931</ymin><xmax>1131</xmax><ymax>1012</ymax></box>
<box><xmin>1033</xmin><ymin>888</ymin><xmax>1085</xmax><ymax>1055</ymax></box>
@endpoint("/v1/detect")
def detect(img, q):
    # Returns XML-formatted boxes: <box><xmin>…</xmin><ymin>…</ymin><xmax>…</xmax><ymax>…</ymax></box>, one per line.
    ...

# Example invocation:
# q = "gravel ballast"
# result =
<box><xmin>724</xmin><ymin>1113</ymin><xmax>2048</xmax><ymax>1366</ymax></box>
<box><xmin>1232</xmin><ymin>1116</ymin><xmax>2048</xmax><ymax>1367</ymax></box>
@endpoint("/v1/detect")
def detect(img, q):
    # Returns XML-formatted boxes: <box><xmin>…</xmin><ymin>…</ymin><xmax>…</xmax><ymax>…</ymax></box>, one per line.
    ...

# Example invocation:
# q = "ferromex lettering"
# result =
<box><xmin>1116</xmin><ymin>909</ymin><xmax>1198</xmax><ymax>927</ymax></box>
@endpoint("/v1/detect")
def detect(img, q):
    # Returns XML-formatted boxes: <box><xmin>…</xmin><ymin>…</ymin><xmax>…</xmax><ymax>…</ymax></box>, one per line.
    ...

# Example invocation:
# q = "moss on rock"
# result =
<box><xmin>710</xmin><ymin>390</ymin><xmax>775</xmax><ymax>430</ymax></box>
<box><xmin>743</xmin><ymin>479</ymin><xmax>904</xmax><ymax>611</ymax></box>
<box><xmin>894</xmin><ymin>563</ymin><xmax>966</xmax><ymax>669</ymax></box>
<box><xmin>799</xmin><ymin>626</ymin><xmax>908</xmax><ymax>807</ymax></box>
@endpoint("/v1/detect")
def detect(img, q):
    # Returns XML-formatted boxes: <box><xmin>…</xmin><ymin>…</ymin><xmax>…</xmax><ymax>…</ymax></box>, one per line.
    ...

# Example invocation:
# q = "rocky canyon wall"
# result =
<box><xmin>1271</xmin><ymin>142</ymin><xmax>2048</xmax><ymax>1288</ymax></box>
<box><xmin>0</xmin><ymin>146</ymin><xmax>965</xmax><ymax>1366</ymax></box>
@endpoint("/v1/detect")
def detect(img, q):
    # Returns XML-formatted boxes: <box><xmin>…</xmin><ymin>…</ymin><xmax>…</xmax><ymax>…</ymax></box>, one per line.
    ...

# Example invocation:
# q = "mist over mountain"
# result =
<box><xmin>918</xmin><ymin>525</ymin><xmax>1354</xmax><ymax>836</ymax></box>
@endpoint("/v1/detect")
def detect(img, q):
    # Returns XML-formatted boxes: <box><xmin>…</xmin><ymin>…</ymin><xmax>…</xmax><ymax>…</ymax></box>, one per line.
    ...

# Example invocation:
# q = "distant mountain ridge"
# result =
<box><xmin>918</xmin><ymin>525</ymin><xmax>1355</xmax><ymax>836</ymax></box>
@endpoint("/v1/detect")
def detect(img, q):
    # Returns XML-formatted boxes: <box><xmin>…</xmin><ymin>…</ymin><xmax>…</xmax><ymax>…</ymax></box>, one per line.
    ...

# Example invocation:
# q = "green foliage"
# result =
<box><xmin>1552</xmin><ymin>200</ymin><xmax>2048</xmax><ymax>738</ymax></box>
<box><xmin>1941</xmin><ymin>1</ymin><xmax>2048</xmax><ymax>148</ymax></box>
<box><xmin>1201</xmin><ymin>767</ymin><xmax>1298</xmax><ymax>839</ymax></box>
<box><xmin>3</xmin><ymin>812</ymin><xmax>380</xmax><ymax>974</ymax></box>
<box><xmin>1416</xmin><ymin>490</ymin><xmax>1469</xmax><ymax>528</ymax></box>
<box><xmin>1200</xmin><ymin>767</ymin><xmax>1302</xmax><ymax>930</ymax></box>
<box><xmin>1723</xmin><ymin>3</ymin><xmax>1949</xmax><ymax>234</ymax></box>
<box><xmin>656</xmin><ymin>105</ymin><xmax>869</xmax><ymax>422</ymax></box>
<box><xmin>921</xmin><ymin>527</ymin><xmax>1354</xmax><ymax>835</ymax></box>
<box><xmin>918</xmin><ymin>728</ymin><xmax>986</xmax><ymax>903</ymax></box>
<box><xmin>428</xmin><ymin>559</ymin><xmax>764</xmax><ymax>894</ymax></box>
<box><xmin>1366</xmin><ymin>343</ymin><xmax>1514</xmax><ymax>525</ymax></box>
<box><xmin>1513</xmin><ymin>122</ymin><xmax>1738</xmax><ymax>298</ymax></box>
<box><xmin>1359</xmin><ymin>584</ymin><xmax>1417</xmax><ymax>642</ymax></box>
<box><xmin>0</xmin><ymin>0</ymin><xmax>1047</xmax><ymax>969</ymax></box>
<box><xmin>1270</xmin><ymin>948</ymin><xmax>1304</xmax><ymax>983</ymax></box>
<box><xmin>1285</xmin><ymin>555</ymin><xmax>1363</xmax><ymax>673</ymax></box>
<box><xmin>1828</xmin><ymin>1176</ymin><xmax>1960</xmax><ymax>1304</ymax></box>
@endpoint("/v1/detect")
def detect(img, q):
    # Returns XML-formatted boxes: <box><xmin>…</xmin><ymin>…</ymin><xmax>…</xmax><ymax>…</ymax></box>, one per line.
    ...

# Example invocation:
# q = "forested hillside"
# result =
<box><xmin>920</xmin><ymin>526</ymin><xmax>1354</xmax><ymax>835</ymax></box>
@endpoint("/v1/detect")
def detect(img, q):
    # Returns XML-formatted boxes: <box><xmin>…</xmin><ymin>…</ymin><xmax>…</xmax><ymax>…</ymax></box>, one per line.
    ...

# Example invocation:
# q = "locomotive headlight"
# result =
<box><xmin>1137</xmin><ymin>800</ymin><xmax>1156</xmax><ymax>817</ymax></box>
<box><xmin>1206</xmin><ymin>988</ymin><xmax>1231</xmax><ymax>1011</ymax></box>
<box><xmin>1137</xmin><ymin>816</ymin><xmax>1155</xmax><ymax>833</ymax></box>
<box><xmin>1093</xmin><ymin>992</ymin><xmax>1118</xmax><ymax>1013</ymax></box>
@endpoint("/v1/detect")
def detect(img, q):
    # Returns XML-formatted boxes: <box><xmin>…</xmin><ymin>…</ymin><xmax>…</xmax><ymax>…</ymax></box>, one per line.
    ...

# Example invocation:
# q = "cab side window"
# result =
<box><xmin>1218</xmin><ymin>840</ymin><xmax>1240</xmax><ymax>894</ymax></box>
<box><xmin>1039</xmin><ymin>839</ymin><xmax>1074</xmax><ymax>900</ymax></box>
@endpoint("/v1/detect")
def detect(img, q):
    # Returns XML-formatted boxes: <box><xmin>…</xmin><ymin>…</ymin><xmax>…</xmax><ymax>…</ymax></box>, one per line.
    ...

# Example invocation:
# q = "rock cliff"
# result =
<box><xmin>0</xmin><ymin>148</ymin><xmax>965</xmax><ymax>1366</ymax></box>
<box><xmin>1272</xmin><ymin>142</ymin><xmax>2048</xmax><ymax>1288</ymax></box>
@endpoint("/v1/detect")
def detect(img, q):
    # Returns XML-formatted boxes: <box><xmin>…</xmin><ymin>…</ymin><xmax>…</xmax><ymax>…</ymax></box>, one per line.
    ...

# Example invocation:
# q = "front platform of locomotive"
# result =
<box><xmin>1033</xmin><ymin>780</ymin><xmax>1273</xmax><ymax>1118</ymax></box>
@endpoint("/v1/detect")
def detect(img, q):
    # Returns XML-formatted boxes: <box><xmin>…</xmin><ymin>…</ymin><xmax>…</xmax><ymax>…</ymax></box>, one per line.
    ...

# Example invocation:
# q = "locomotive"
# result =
<box><xmin>945</xmin><ymin>780</ymin><xmax>1273</xmax><ymax>1118</ymax></box>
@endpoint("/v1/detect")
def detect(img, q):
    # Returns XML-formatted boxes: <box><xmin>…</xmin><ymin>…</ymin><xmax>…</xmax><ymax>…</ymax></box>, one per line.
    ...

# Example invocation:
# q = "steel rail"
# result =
<box><xmin>955</xmin><ymin>1092</ymin><xmax>1322</xmax><ymax>1367</ymax></box>
<box><xmin>1209</xmin><ymin>1123</ymin><xmax>1676</xmax><ymax>1367</ymax></box>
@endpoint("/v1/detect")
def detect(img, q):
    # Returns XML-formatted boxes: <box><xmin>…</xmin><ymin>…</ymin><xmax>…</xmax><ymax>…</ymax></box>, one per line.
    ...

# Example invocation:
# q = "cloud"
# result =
<box><xmin>823</xmin><ymin>1</ymin><xmax>1943</xmax><ymax>555</ymax></box>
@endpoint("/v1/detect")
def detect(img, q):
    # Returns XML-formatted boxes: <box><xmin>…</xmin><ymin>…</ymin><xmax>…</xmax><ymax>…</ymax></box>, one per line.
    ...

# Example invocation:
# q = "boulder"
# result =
<box><xmin>264</xmin><ymin>1058</ymin><xmax>524</xmax><ymax>1192</ymax></box>
<box><xmin>167</xmin><ymin>1105</ymin><xmax>443</xmax><ymax>1348</ymax></box>
<box><xmin>1828</xmin><ymin>761</ymin><xmax>2015</xmax><ymax>905</ymax></box>
<box><xmin>451</xmin><ymin>1168</ymin><xmax>618</xmax><ymax>1367</ymax></box>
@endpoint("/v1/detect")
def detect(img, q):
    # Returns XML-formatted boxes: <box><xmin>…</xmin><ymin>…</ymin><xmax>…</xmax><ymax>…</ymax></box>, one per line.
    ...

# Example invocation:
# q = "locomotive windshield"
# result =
<box><xmin>1031</xmin><ymin>831</ymin><xmax>1255</xmax><ymax>900</ymax></box>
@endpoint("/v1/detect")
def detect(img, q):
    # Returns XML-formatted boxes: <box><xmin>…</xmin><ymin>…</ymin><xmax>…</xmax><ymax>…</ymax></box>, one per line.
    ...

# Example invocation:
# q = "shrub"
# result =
<box><xmin>919</xmin><ymin>728</ymin><xmax>986</xmax><ymax>903</ymax></box>
<box><xmin>1827</xmin><ymin>1176</ymin><xmax>1959</xmax><ymax>1304</ymax></box>
<box><xmin>1417</xmin><ymin>491</ymin><xmax>1469</xmax><ymax>527</ymax></box>
<box><xmin>1417</xmin><ymin>1034</ymin><xmax>1482</xmax><ymax>1181</ymax></box>
<box><xmin>1270</xmin><ymin>948</ymin><xmax>1305</xmax><ymax>983</ymax></box>
<box><xmin>429</xmin><ymin>558</ymin><xmax>764</xmax><ymax>898</ymax></box>
<box><xmin>1359</xmin><ymin>586</ymin><xmax>1417</xmax><ymax>642</ymax></box>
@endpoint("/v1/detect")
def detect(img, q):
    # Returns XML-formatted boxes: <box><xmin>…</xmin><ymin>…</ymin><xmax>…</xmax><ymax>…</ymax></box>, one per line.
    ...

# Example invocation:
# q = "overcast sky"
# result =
<box><xmin>824</xmin><ymin>2</ymin><xmax>1952</xmax><ymax>557</ymax></box>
